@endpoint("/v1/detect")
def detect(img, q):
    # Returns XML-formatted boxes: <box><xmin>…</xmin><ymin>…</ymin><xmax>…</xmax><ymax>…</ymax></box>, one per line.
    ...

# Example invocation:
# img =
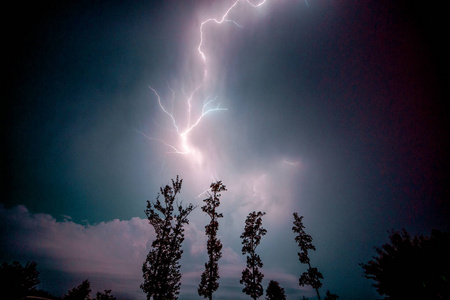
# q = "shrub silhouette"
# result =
<box><xmin>0</xmin><ymin>261</ymin><xmax>40</xmax><ymax>299</ymax></box>
<box><xmin>361</xmin><ymin>229</ymin><xmax>450</xmax><ymax>300</ymax></box>
<box><xmin>63</xmin><ymin>279</ymin><xmax>91</xmax><ymax>300</ymax></box>
<box><xmin>265</xmin><ymin>280</ymin><xmax>286</xmax><ymax>300</ymax></box>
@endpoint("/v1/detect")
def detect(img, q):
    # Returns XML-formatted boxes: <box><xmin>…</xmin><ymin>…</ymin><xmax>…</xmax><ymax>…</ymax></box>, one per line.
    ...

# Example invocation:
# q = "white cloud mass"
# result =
<box><xmin>1</xmin><ymin>205</ymin><xmax>153</xmax><ymax>298</ymax></box>
<box><xmin>0</xmin><ymin>204</ymin><xmax>308</xmax><ymax>299</ymax></box>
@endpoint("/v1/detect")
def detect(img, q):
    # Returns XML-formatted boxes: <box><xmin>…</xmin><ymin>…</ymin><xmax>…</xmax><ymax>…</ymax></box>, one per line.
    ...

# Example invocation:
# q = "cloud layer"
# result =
<box><xmin>1</xmin><ymin>205</ymin><xmax>153</xmax><ymax>298</ymax></box>
<box><xmin>0</xmin><ymin>205</ymin><xmax>308</xmax><ymax>299</ymax></box>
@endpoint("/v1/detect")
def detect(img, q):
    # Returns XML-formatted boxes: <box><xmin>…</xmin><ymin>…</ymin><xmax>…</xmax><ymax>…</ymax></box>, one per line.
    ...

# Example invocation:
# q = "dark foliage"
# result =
<box><xmin>361</xmin><ymin>229</ymin><xmax>450</xmax><ymax>300</ymax></box>
<box><xmin>0</xmin><ymin>261</ymin><xmax>40</xmax><ymax>299</ymax></box>
<box><xmin>299</xmin><ymin>267</ymin><xmax>323</xmax><ymax>290</ymax></box>
<box><xmin>198</xmin><ymin>181</ymin><xmax>227</xmax><ymax>299</ymax></box>
<box><xmin>293</xmin><ymin>213</ymin><xmax>316</xmax><ymax>265</ymax></box>
<box><xmin>0</xmin><ymin>263</ymin><xmax>115</xmax><ymax>300</ymax></box>
<box><xmin>265</xmin><ymin>280</ymin><xmax>286</xmax><ymax>300</ymax></box>
<box><xmin>63</xmin><ymin>279</ymin><xmax>91</xmax><ymax>300</ymax></box>
<box><xmin>95</xmin><ymin>289</ymin><xmax>117</xmax><ymax>300</ymax></box>
<box><xmin>240</xmin><ymin>211</ymin><xmax>267</xmax><ymax>299</ymax></box>
<box><xmin>324</xmin><ymin>290</ymin><xmax>339</xmax><ymax>300</ymax></box>
<box><xmin>141</xmin><ymin>176</ymin><xmax>195</xmax><ymax>300</ymax></box>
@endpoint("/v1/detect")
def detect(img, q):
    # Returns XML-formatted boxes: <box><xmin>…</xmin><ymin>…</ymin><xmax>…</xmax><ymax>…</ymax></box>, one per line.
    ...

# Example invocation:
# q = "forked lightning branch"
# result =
<box><xmin>141</xmin><ymin>0</ymin><xmax>268</xmax><ymax>160</ymax></box>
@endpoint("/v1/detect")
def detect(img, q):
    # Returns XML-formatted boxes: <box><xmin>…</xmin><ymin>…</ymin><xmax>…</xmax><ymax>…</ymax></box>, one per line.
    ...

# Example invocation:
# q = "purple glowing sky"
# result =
<box><xmin>2</xmin><ymin>0</ymin><xmax>448</xmax><ymax>299</ymax></box>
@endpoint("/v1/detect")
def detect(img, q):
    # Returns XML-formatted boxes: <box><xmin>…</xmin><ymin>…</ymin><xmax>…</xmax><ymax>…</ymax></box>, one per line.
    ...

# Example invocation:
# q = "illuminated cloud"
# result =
<box><xmin>1</xmin><ymin>204</ymin><xmax>306</xmax><ymax>299</ymax></box>
<box><xmin>140</xmin><ymin>0</ymin><xmax>306</xmax><ymax>230</ymax></box>
<box><xmin>0</xmin><ymin>205</ymin><xmax>152</xmax><ymax>298</ymax></box>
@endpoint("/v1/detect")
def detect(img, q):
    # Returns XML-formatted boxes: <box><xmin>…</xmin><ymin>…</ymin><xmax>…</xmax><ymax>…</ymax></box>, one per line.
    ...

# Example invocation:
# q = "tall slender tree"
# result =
<box><xmin>293</xmin><ymin>213</ymin><xmax>339</xmax><ymax>300</ymax></box>
<box><xmin>141</xmin><ymin>176</ymin><xmax>195</xmax><ymax>300</ymax></box>
<box><xmin>198</xmin><ymin>181</ymin><xmax>227</xmax><ymax>299</ymax></box>
<box><xmin>240</xmin><ymin>211</ymin><xmax>267</xmax><ymax>300</ymax></box>
<box><xmin>292</xmin><ymin>212</ymin><xmax>323</xmax><ymax>300</ymax></box>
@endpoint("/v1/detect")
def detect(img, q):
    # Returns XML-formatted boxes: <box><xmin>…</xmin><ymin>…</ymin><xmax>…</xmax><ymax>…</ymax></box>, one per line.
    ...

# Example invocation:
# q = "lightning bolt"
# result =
<box><xmin>198</xmin><ymin>0</ymin><xmax>269</xmax><ymax>64</ymax></box>
<box><xmin>140</xmin><ymin>0</ymin><xmax>270</xmax><ymax>167</ymax></box>
<box><xmin>146</xmin><ymin>86</ymin><xmax>227</xmax><ymax>155</ymax></box>
<box><xmin>141</xmin><ymin>0</ymin><xmax>313</xmax><ymax>165</ymax></box>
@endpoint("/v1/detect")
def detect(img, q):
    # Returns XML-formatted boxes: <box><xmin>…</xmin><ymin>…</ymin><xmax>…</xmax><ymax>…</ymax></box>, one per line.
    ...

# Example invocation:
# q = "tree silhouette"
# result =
<box><xmin>198</xmin><ymin>181</ymin><xmax>227</xmax><ymax>299</ymax></box>
<box><xmin>292</xmin><ymin>212</ymin><xmax>323</xmax><ymax>300</ymax></box>
<box><xmin>141</xmin><ymin>176</ymin><xmax>195</xmax><ymax>300</ymax></box>
<box><xmin>0</xmin><ymin>261</ymin><xmax>40</xmax><ymax>299</ymax></box>
<box><xmin>265</xmin><ymin>280</ymin><xmax>286</xmax><ymax>300</ymax></box>
<box><xmin>63</xmin><ymin>279</ymin><xmax>91</xmax><ymax>300</ymax></box>
<box><xmin>293</xmin><ymin>213</ymin><xmax>338</xmax><ymax>300</ymax></box>
<box><xmin>240</xmin><ymin>211</ymin><xmax>267</xmax><ymax>300</ymax></box>
<box><xmin>324</xmin><ymin>290</ymin><xmax>339</xmax><ymax>300</ymax></box>
<box><xmin>95</xmin><ymin>289</ymin><xmax>117</xmax><ymax>300</ymax></box>
<box><xmin>361</xmin><ymin>229</ymin><xmax>450</xmax><ymax>300</ymax></box>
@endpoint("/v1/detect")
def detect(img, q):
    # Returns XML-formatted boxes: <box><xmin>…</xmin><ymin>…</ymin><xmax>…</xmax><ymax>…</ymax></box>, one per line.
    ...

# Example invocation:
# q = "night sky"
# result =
<box><xmin>2</xmin><ymin>0</ymin><xmax>449</xmax><ymax>299</ymax></box>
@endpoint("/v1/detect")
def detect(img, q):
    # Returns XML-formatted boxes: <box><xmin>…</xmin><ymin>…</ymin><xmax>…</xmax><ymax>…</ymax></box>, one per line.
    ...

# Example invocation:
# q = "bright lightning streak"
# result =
<box><xmin>198</xmin><ymin>0</ymin><xmax>267</xmax><ymax>63</ymax></box>
<box><xmin>198</xmin><ymin>0</ymin><xmax>242</xmax><ymax>63</ymax></box>
<box><xmin>149</xmin><ymin>86</ymin><xmax>180</xmax><ymax>134</ymax></box>
<box><xmin>144</xmin><ymin>0</ymin><xmax>269</xmax><ymax>167</ymax></box>
<box><xmin>146</xmin><ymin>87</ymin><xmax>226</xmax><ymax>155</ymax></box>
